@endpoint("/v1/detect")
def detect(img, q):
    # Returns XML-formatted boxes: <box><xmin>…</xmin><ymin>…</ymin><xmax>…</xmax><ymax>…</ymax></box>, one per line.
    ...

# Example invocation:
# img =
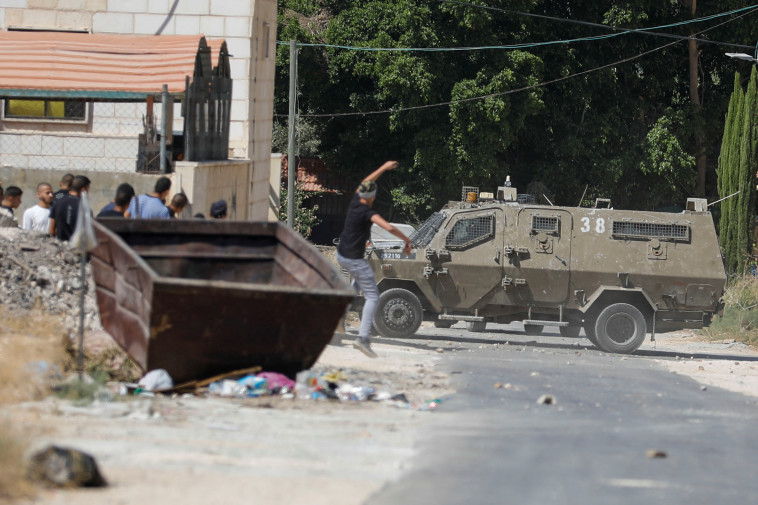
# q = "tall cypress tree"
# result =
<box><xmin>717</xmin><ymin>68</ymin><xmax>758</xmax><ymax>275</ymax></box>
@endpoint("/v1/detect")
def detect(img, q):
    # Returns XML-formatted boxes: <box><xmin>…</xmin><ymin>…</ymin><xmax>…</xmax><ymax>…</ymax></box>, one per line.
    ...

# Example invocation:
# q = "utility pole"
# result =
<box><xmin>287</xmin><ymin>40</ymin><xmax>297</xmax><ymax>228</ymax></box>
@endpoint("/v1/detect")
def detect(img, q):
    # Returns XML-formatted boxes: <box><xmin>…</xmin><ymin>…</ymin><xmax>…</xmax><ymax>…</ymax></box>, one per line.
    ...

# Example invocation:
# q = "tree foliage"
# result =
<box><xmin>275</xmin><ymin>0</ymin><xmax>757</xmax><ymax>217</ymax></box>
<box><xmin>718</xmin><ymin>68</ymin><xmax>758</xmax><ymax>275</ymax></box>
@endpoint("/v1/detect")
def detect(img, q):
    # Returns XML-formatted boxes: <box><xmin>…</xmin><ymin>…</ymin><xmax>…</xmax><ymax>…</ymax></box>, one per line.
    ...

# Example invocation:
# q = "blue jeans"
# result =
<box><xmin>336</xmin><ymin>252</ymin><xmax>380</xmax><ymax>339</ymax></box>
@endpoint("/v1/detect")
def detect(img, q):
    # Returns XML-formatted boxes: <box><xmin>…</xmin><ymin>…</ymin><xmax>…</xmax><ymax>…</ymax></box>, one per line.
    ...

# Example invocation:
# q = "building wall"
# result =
<box><xmin>0</xmin><ymin>0</ymin><xmax>278</xmax><ymax>221</ymax></box>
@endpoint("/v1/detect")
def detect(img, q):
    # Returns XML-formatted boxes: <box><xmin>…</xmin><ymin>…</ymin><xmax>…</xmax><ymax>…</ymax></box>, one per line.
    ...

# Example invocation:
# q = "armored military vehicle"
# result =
<box><xmin>367</xmin><ymin>183</ymin><xmax>727</xmax><ymax>354</ymax></box>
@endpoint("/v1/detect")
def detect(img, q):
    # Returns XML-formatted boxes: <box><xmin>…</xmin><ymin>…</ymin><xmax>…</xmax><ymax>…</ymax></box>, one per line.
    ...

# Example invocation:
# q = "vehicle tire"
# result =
<box><xmin>373</xmin><ymin>288</ymin><xmax>423</xmax><ymax>339</ymax></box>
<box><xmin>523</xmin><ymin>324</ymin><xmax>544</xmax><ymax>336</ymax></box>
<box><xmin>559</xmin><ymin>325</ymin><xmax>581</xmax><ymax>339</ymax></box>
<box><xmin>434</xmin><ymin>319</ymin><xmax>455</xmax><ymax>329</ymax></box>
<box><xmin>583</xmin><ymin>324</ymin><xmax>598</xmax><ymax>346</ymax></box>
<box><xmin>466</xmin><ymin>321</ymin><xmax>487</xmax><ymax>332</ymax></box>
<box><xmin>593</xmin><ymin>303</ymin><xmax>647</xmax><ymax>354</ymax></box>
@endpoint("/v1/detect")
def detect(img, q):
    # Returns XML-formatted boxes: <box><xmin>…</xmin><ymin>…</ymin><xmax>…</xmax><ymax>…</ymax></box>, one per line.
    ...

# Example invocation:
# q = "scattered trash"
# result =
<box><xmin>27</xmin><ymin>445</ymin><xmax>107</xmax><ymax>488</ymax></box>
<box><xmin>645</xmin><ymin>449</ymin><xmax>668</xmax><ymax>459</ymax></box>
<box><xmin>537</xmin><ymin>394</ymin><xmax>556</xmax><ymax>405</ymax></box>
<box><xmin>137</xmin><ymin>369</ymin><xmax>173</xmax><ymax>392</ymax></box>
<box><xmin>494</xmin><ymin>382</ymin><xmax>503</xmax><ymax>389</ymax></box>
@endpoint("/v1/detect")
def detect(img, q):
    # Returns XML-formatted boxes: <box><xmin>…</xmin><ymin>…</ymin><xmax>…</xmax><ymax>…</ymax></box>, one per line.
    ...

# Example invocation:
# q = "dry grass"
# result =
<box><xmin>0</xmin><ymin>305</ymin><xmax>68</xmax><ymax>503</ymax></box>
<box><xmin>705</xmin><ymin>276</ymin><xmax>758</xmax><ymax>347</ymax></box>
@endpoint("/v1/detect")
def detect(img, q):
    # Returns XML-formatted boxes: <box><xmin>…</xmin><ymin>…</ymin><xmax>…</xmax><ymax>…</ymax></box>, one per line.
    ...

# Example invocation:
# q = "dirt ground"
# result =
<box><xmin>3</xmin><ymin>322</ymin><xmax>758</xmax><ymax>505</ymax></box>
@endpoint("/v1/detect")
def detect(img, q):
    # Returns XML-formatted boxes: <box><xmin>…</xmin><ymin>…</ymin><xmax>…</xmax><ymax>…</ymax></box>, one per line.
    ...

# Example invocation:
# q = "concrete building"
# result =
<box><xmin>0</xmin><ymin>0</ymin><xmax>278</xmax><ymax>221</ymax></box>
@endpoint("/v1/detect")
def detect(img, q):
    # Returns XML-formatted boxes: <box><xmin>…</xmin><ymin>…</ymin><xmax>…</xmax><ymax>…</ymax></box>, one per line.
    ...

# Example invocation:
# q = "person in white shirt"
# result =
<box><xmin>22</xmin><ymin>182</ymin><xmax>54</xmax><ymax>233</ymax></box>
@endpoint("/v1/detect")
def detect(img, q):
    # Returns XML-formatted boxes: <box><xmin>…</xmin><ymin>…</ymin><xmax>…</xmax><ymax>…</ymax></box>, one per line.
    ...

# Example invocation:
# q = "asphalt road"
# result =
<box><xmin>368</xmin><ymin>323</ymin><xmax>758</xmax><ymax>505</ymax></box>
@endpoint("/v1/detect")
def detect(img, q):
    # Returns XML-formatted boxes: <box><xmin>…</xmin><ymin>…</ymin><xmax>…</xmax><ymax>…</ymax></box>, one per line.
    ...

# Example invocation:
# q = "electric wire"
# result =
<box><xmin>278</xmin><ymin>3</ymin><xmax>755</xmax><ymax>118</ymax></box>
<box><xmin>276</xmin><ymin>3</ymin><xmax>758</xmax><ymax>52</ymax></box>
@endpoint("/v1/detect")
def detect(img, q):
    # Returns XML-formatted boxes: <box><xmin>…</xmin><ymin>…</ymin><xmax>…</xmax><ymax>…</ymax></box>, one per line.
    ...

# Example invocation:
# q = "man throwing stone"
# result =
<box><xmin>336</xmin><ymin>160</ymin><xmax>412</xmax><ymax>358</ymax></box>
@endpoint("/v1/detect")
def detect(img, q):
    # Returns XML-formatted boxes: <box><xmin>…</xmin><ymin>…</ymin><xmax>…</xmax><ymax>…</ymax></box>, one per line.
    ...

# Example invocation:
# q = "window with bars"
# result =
<box><xmin>612</xmin><ymin>221</ymin><xmax>690</xmax><ymax>241</ymax></box>
<box><xmin>410</xmin><ymin>212</ymin><xmax>445</xmax><ymax>248</ymax></box>
<box><xmin>4</xmin><ymin>99</ymin><xmax>87</xmax><ymax>121</ymax></box>
<box><xmin>531</xmin><ymin>215</ymin><xmax>559</xmax><ymax>234</ymax></box>
<box><xmin>445</xmin><ymin>215</ymin><xmax>494</xmax><ymax>249</ymax></box>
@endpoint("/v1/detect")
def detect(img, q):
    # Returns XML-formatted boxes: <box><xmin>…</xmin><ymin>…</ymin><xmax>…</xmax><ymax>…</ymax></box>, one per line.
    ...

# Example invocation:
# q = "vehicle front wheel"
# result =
<box><xmin>524</xmin><ymin>324</ymin><xmax>544</xmax><ymax>336</ymax></box>
<box><xmin>559</xmin><ymin>325</ymin><xmax>581</xmax><ymax>339</ymax></box>
<box><xmin>373</xmin><ymin>288</ymin><xmax>423</xmax><ymax>339</ymax></box>
<box><xmin>434</xmin><ymin>319</ymin><xmax>456</xmax><ymax>328</ymax></box>
<box><xmin>593</xmin><ymin>303</ymin><xmax>647</xmax><ymax>354</ymax></box>
<box><xmin>466</xmin><ymin>321</ymin><xmax>487</xmax><ymax>332</ymax></box>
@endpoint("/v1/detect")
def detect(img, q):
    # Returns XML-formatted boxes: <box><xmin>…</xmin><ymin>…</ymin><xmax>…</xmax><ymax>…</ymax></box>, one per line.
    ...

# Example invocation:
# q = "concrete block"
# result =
<box><xmin>210</xmin><ymin>0</ymin><xmax>249</xmax><ymax>16</ymax></box>
<box><xmin>93</xmin><ymin>102</ymin><xmax>116</xmax><ymax>118</ymax></box>
<box><xmin>224</xmin><ymin>16</ymin><xmax>250</xmax><ymax>37</ymax></box>
<box><xmin>0</xmin><ymin>0</ymin><xmax>27</xmax><ymax>8</ymax></box>
<box><xmin>64</xmin><ymin>136</ymin><xmax>104</xmax><ymax>157</ymax></box>
<box><xmin>35</xmin><ymin>156</ymin><xmax>69</xmax><ymax>170</ymax></box>
<box><xmin>58</xmin><ymin>0</ymin><xmax>86</xmax><ymax>10</ymax></box>
<box><xmin>22</xmin><ymin>8</ymin><xmax>56</xmax><ymax>27</ymax></box>
<box><xmin>0</xmin><ymin>9</ymin><xmax>5</xmax><ymax>26</ymax></box>
<box><xmin>41</xmin><ymin>135</ymin><xmax>64</xmax><ymax>155</ymax></box>
<box><xmin>21</xmin><ymin>134</ymin><xmax>43</xmax><ymax>155</ymax></box>
<box><xmin>0</xmin><ymin>133</ymin><xmax>24</xmax><ymax>155</ymax></box>
<box><xmin>232</xmin><ymin>82</ymin><xmax>249</xmax><ymax>101</ymax></box>
<box><xmin>199</xmin><ymin>15</ymin><xmax>224</xmax><ymax>36</ymax></box>
<box><xmin>134</xmin><ymin>13</ymin><xmax>173</xmax><ymax>34</ymax></box>
<box><xmin>86</xmin><ymin>0</ymin><xmax>106</xmax><ymax>10</ymax></box>
<box><xmin>174</xmin><ymin>0</ymin><xmax>207</xmax><ymax>15</ymax></box>
<box><xmin>147</xmin><ymin>0</ymin><xmax>167</xmax><ymax>13</ymax></box>
<box><xmin>104</xmin><ymin>137</ymin><xmax>137</xmax><ymax>159</ymax></box>
<box><xmin>1</xmin><ymin>154</ymin><xmax>29</xmax><ymax>169</ymax></box>
<box><xmin>174</xmin><ymin>15</ymin><xmax>200</xmax><ymax>35</ymax></box>
<box><xmin>230</xmin><ymin>59</ymin><xmax>248</xmax><ymax>80</ymax></box>
<box><xmin>93</xmin><ymin>12</ymin><xmax>133</xmax><ymax>33</ymax></box>
<box><xmin>224</xmin><ymin>36</ymin><xmax>250</xmax><ymax>59</ymax></box>
<box><xmin>107</xmin><ymin>0</ymin><xmax>146</xmax><ymax>13</ymax></box>
<box><xmin>114</xmin><ymin>158</ymin><xmax>136</xmax><ymax>172</ymax></box>
<box><xmin>4</xmin><ymin>8</ymin><xmax>23</xmax><ymax>25</ymax></box>
<box><xmin>28</xmin><ymin>0</ymin><xmax>56</xmax><ymax>8</ymax></box>
<box><xmin>230</xmin><ymin>99</ymin><xmax>249</xmax><ymax>122</ymax></box>
<box><xmin>57</xmin><ymin>10</ymin><xmax>91</xmax><ymax>29</ymax></box>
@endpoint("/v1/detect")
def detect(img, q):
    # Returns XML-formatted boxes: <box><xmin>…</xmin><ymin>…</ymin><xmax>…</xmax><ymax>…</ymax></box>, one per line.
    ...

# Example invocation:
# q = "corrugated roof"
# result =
<box><xmin>0</xmin><ymin>31</ymin><xmax>224</xmax><ymax>100</ymax></box>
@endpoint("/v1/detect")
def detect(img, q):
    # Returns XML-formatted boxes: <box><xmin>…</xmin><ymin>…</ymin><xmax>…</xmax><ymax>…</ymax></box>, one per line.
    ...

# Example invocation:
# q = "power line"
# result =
<box><xmin>277</xmin><ymin>3</ymin><xmax>755</xmax><ymax>119</ymax></box>
<box><xmin>276</xmin><ymin>3</ymin><xmax>758</xmax><ymax>52</ymax></box>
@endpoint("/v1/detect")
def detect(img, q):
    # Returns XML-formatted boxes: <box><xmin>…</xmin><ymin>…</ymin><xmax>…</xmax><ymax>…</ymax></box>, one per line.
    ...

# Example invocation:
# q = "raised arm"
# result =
<box><xmin>371</xmin><ymin>213</ymin><xmax>412</xmax><ymax>255</ymax></box>
<box><xmin>360</xmin><ymin>160</ymin><xmax>398</xmax><ymax>187</ymax></box>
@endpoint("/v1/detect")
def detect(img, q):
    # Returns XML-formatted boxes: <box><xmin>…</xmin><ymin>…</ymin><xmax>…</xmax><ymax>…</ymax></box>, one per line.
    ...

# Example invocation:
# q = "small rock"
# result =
<box><xmin>537</xmin><ymin>394</ymin><xmax>556</xmax><ymax>405</ymax></box>
<box><xmin>530</xmin><ymin>371</ymin><xmax>540</xmax><ymax>377</ymax></box>
<box><xmin>26</xmin><ymin>445</ymin><xmax>107</xmax><ymax>488</ymax></box>
<box><xmin>698</xmin><ymin>366</ymin><xmax>705</xmax><ymax>371</ymax></box>
<box><xmin>435</xmin><ymin>348</ymin><xmax>444</xmax><ymax>353</ymax></box>
<box><xmin>504</xmin><ymin>383</ymin><xmax>513</xmax><ymax>389</ymax></box>
<box><xmin>645</xmin><ymin>449</ymin><xmax>667</xmax><ymax>459</ymax></box>
<box><xmin>700</xmin><ymin>386</ymin><xmax>707</xmax><ymax>391</ymax></box>
<box><xmin>494</xmin><ymin>382</ymin><xmax>503</xmax><ymax>389</ymax></box>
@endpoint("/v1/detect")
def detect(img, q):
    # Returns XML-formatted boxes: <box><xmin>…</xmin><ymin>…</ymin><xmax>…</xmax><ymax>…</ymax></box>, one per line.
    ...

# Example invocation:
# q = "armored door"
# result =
<box><xmin>427</xmin><ymin>209</ymin><xmax>505</xmax><ymax>309</ymax></box>
<box><xmin>508</xmin><ymin>208</ymin><xmax>572</xmax><ymax>304</ymax></box>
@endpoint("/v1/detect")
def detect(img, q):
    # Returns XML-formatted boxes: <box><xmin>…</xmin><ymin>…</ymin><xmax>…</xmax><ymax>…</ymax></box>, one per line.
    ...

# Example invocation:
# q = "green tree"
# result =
<box><xmin>279</xmin><ymin>183</ymin><xmax>322</xmax><ymax>239</ymax></box>
<box><xmin>717</xmin><ymin>68</ymin><xmax>758</xmax><ymax>275</ymax></box>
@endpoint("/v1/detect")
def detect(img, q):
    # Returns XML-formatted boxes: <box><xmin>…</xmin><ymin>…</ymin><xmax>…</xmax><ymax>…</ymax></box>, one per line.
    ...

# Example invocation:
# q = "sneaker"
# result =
<box><xmin>353</xmin><ymin>338</ymin><xmax>378</xmax><ymax>358</ymax></box>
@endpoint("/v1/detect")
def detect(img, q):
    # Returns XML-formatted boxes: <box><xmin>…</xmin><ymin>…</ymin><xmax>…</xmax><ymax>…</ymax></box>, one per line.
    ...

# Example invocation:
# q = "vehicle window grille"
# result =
<box><xmin>612</xmin><ymin>221</ymin><xmax>690</xmax><ymax>241</ymax></box>
<box><xmin>531</xmin><ymin>215</ymin><xmax>559</xmax><ymax>234</ymax></box>
<box><xmin>410</xmin><ymin>212</ymin><xmax>445</xmax><ymax>248</ymax></box>
<box><xmin>518</xmin><ymin>194</ymin><xmax>536</xmax><ymax>204</ymax></box>
<box><xmin>445</xmin><ymin>215</ymin><xmax>494</xmax><ymax>249</ymax></box>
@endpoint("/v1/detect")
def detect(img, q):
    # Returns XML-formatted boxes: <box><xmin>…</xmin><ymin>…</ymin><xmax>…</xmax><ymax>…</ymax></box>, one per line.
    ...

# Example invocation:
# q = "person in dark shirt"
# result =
<box><xmin>166</xmin><ymin>193</ymin><xmax>188</xmax><ymax>218</ymax></box>
<box><xmin>98</xmin><ymin>183</ymin><xmax>135</xmax><ymax>218</ymax></box>
<box><xmin>336</xmin><ymin>161</ymin><xmax>412</xmax><ymax>358</ymax></box>
<box><xmin>50</xmin><ymin>175</ymin><xmax>91</xmax><ymax>241</ymax></box>
<box><xmin>53</xmin><ymin>173</ymin><xmax>74</xmax><ymax>203</ymax></box>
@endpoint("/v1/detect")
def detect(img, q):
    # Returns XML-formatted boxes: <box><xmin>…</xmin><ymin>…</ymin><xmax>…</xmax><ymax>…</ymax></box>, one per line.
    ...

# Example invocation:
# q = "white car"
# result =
<box><xmin>369</xmin><ymin>223</ymin><xmax>415</xmax><ymax>249</ymax></box>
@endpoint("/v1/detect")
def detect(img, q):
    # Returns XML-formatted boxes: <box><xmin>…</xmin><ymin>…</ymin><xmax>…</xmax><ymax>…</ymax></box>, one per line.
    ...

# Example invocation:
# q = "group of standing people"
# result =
<box><xmin>0</xmin><ymin>173</ymin><xmax>229</xmax><ymax>242</ymax></box>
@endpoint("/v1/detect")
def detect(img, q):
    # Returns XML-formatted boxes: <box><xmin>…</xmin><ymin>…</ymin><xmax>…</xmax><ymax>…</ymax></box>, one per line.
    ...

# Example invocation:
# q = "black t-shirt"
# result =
<box><xmin>166</xmin><ymin>206</ymin><xmax>175</xmax><ymax>218</ymax></box>
<box><xmin>337</xmin><ymin>194</ymin><xmax>378</xmax><ymax>259</ymax></box>
<box><xmin>53</xmin><ymin>189</ymin><xmax>69</xmax><ymax>203</ymax></box>
<box><xmin>97</xmin><ymin>209</ymin><xmax>124</xmax><ymax>218</ymax></box>
<box><xmin>50</xmin><ymin>195</ymin><xmax>79</xmax><ymax>241</ymax></box>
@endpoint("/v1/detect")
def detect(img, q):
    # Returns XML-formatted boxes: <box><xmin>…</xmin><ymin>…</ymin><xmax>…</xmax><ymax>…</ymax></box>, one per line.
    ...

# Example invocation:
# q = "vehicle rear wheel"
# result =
<box><xmin>466</xmin><ymin>321</ymin><xmax>487</xmax><ymax>332</ymax></box>
<box><xmin>373</xmin><ymin>288</ymin><xmax>423</xmax><ymax>339</ymax></box>
<box><xmin>593</xmin><ymin>303</ymin><xmax>647</xmax><ymax>354</ymax></box>
<box><xmin>434</xmin><ymin>319</ymin><xmax>456</xmax><ymax>328</ymax></box>
<box><xmin>559</xmin><ymin>325</ymin><xmax>581</xmax><ymax>339</ymax></box>
<box><xmin>523</xmin><ymin>324</ymin><xmax>544</xmax><ymax>336</ymax></box>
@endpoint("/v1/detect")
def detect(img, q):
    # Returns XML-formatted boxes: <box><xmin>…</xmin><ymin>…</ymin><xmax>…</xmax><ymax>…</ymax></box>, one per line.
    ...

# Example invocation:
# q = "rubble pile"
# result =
<box><xmin>0</xmin><ymin>228</ymin><xmax>101</xmax><ymax>332</ymax></box>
